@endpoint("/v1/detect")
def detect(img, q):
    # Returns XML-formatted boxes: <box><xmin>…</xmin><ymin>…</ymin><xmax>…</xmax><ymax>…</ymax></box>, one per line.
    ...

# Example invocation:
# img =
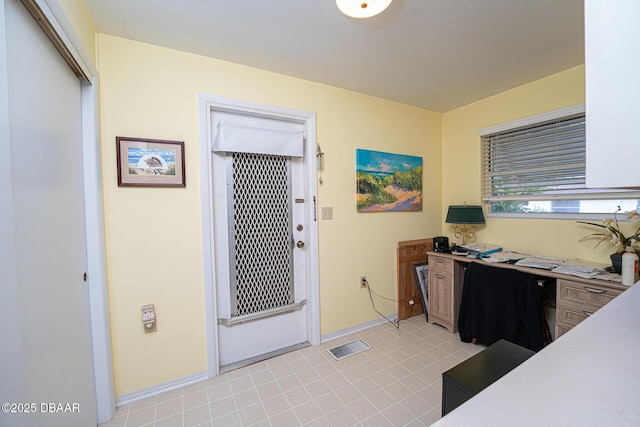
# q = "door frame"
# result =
<box><xmin>0</xmin><ymin>0</ymin><xmax>115</xmax><ymax>423</ymax></box>
<box><xmin>198</xmin><ymin>93</ymin><xmax>320</xmax><ymax>377</ymax></box>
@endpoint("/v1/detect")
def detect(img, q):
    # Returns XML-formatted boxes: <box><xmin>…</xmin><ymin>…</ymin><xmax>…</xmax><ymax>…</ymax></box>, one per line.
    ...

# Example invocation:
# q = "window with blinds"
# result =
<box><xmin>480</xmin><ymin>107</ymin><xmax>640</xmax><ymax>215</ymax></box>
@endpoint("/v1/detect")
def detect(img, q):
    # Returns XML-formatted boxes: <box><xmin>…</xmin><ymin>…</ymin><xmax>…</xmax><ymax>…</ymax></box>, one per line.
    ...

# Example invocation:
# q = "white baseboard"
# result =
<box><xmin>116</xmin><ymin>371</ymin><xmax>208</xmax><ymax>407</ymax></box>
<box><xmin>320</xmin><ymin>315</ymin><xmax>396</xmax><ymax>344</ymax></box>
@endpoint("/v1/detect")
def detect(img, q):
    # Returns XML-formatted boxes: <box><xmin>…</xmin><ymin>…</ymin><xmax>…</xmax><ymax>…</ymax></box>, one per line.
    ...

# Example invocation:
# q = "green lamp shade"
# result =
<box><xmin>445</xmin><ymin>205</ymin><xmax>485</xmax><ymax>224</ymax></box>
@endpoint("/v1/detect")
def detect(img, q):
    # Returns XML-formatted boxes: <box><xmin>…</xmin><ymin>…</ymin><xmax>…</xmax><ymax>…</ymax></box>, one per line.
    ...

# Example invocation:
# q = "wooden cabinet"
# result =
<box><xmin>555</xmin><ymin>279</ymin><xmax>624</xmax><ymax>338</ymax></box>
<box><xmin>397</xmin><ymin>238</ymin><xmax>433</xmax><ymax>320</ymax></box>
<box><xmin>428</xmin><ymin>254</ymin><xmax>464</xmax><ymax>333</ymax></box>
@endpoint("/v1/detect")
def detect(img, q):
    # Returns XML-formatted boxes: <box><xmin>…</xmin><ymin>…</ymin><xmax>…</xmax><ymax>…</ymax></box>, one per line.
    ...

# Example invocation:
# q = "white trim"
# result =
<box><xmin>199</xmin><ymin>94</ymin><xmax>321</xmax><ymax>378</ymax></box>
<box><xmin>82</xmin><ymin>78</ymin><xmax>116</xmax><ymax>423</ymax></box>
<box><xmin>116</xmin><ymin>371</ymin><xmax>209</xmax><ymax>407</ymax></box>
<box><xmin>37</xmin><ymin>0</ymin><xmax>97</xmax><ymax>80</ymax></box>
<box><xmin>479</xmin><ymin>104</ymin><xmax>585</xmax><ymax>136</ymax></box>
<box><xmin>320</xmin><ymin>317</ymin><xmax>393</xmax><ymax>344</ymax></box>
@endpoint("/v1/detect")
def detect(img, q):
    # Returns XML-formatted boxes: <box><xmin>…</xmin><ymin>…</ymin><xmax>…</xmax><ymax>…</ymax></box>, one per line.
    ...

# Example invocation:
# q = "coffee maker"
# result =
<box><xmin>433</xmin><ymin>236</ymin><xmax>450</xmax><ymax>253</ymax></box>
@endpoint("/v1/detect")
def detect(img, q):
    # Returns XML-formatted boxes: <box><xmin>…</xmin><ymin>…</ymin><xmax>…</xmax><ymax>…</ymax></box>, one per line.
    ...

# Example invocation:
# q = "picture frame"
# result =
<box><xmin>412</xmin><ymin>261</ymin><xmax>429</xmax><ymax>321</ymax></box>
<box><xmin>116</xmin><ymin>137</ymin><xmax>185</xmax><ymax>187</ymax></box>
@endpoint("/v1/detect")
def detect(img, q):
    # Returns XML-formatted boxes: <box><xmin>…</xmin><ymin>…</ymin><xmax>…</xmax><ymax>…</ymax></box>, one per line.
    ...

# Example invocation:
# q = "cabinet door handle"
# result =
<box><xmin>583</xmin><ymin>286</ymin><xmax>606</xmax><ymax>294</ymax></box>
<box><xmin>436</xmin><ymin>273</ymin><xmax>446</xmax><ymax>279</ymax></box>
<box><xmin>583</xmin><ymin>310</ymin><xmax>594</xmax><ymax>316</ymax></box>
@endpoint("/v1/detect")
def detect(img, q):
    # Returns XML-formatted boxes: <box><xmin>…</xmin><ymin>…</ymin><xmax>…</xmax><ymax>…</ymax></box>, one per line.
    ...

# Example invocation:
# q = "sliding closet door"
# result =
<box><xmin>3</xmin><ymin>0</ymin><xmax>97</xmax><ymax>425</ymax></box>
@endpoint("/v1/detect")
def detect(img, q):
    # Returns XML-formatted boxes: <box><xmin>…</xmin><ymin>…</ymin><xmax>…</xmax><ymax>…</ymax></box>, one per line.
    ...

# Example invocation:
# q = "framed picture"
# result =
<box><xmin>356</xmin><ymin>149</ymin><xmax>423</xmax><ymax>212</ymax></box>
<box><xmin>412</xmin><ymin>261</ymin><xmax>429</xmax><ymax>321</ymax></box>
<box><xmin>116</xmin><ymin>137</ymin><xmax>185</xmax><ymax>187</ymax></box>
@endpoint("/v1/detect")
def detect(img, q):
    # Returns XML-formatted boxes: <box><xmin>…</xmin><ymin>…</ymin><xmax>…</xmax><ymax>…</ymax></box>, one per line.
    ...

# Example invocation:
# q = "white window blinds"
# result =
<box><xmin>212</xmin><ymin>121</ymin><xmax>304</xmax><ymax>157</ymax></box>
<box><xmin>481</xmin><ymin>112</ymin><xmax>640</xmax><ymax>202</ymax></box>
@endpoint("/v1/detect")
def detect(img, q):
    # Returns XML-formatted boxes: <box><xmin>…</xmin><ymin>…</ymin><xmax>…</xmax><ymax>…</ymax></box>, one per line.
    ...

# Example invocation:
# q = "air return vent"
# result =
<box><xmin>327</xmin><ymin>339</ymin><xmax>371</xmax><ymax>361</ymax></box>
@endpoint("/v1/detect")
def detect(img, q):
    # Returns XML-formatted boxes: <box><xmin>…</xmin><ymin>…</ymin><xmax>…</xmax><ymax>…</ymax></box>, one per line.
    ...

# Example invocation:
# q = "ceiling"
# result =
<box><xmin>84</xmin><ymin>0</ymin><xmax>584</xmax><ymax>113</ymax></box>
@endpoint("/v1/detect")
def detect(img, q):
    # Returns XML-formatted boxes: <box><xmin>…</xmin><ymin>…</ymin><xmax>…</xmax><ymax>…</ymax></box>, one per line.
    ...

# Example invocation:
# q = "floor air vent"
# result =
<box><xmin>327</xmin><ymin>339</ymin><xmax>371</xmax><ymax>361</ymax></box>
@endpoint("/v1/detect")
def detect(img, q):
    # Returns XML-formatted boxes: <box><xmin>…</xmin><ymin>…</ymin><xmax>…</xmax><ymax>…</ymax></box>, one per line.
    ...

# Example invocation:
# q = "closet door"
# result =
<box><xmin>3</xmin><ymin>0</ymin><xmax>97</xmax><ymax>425</ymax></box>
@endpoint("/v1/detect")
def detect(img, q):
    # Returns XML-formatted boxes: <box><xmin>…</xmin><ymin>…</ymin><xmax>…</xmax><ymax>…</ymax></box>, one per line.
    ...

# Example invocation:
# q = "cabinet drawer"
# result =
<box><xmin>557</xmin><ymin>279</ymin><xmax>622</xmax><ymax>309</ymax></box>
<box><xmin>429</xmin><ymin>255</ymin><xmax>454</xmax><ymax>274</ymax></box>
<box><xmin>557</xmin><ymin>302</ymin><xmax>598</xmax><ymax>328</ymax></box>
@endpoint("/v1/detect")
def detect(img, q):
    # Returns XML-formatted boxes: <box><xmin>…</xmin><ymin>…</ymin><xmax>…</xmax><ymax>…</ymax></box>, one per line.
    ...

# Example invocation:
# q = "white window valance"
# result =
<box><xmin>212</xmin><ymin>121</ymin><xmax>304</xmax><ymax>157</ymax></box>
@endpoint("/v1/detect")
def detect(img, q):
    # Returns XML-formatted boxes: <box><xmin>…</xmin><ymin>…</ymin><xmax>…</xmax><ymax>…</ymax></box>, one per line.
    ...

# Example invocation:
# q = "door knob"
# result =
<box><xmin>296</xmin><ymin>241</ymin><xmax>305</xmax><ymax>248</ymax></box>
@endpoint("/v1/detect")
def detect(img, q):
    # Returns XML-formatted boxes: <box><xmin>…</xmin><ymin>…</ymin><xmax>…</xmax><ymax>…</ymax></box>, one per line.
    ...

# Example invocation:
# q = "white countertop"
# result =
<box><xmin>432</xmin><ymin>281</ymin><xmax>640</xmax><ymax>426</ymax></box>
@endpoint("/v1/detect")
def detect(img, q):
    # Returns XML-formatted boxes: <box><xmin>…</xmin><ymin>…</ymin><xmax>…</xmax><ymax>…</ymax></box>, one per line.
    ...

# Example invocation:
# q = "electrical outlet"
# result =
<box><xmin>360</xmin><ymin>276</ymin><xmax>367</xmax><ymax>288</ymax></box>
<box><xmin>141</xmin><ymin>304</ymin><xmax>156</xmax><ymax>333</ymax></box>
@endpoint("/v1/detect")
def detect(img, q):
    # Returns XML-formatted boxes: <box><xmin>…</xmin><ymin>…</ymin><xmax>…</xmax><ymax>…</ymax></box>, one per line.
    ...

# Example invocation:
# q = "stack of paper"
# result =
<box><xmin>515</xmin><ymin>256</ymin><xmax>566</xmax><ymax>270</ymax></box>
<box><xmin>552</xmin><ymin>259</ymin><xmax>609</xmax><ymax>279</ymax></box>
<box><xmin>489</xmin><ymin>251</ymin><xmax>529</xmax><ymax>263</ymax></box>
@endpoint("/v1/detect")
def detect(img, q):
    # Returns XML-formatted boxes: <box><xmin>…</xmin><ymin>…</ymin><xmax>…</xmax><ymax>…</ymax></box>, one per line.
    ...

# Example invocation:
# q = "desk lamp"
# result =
<box><xmin>446</xmin><ymin>204</ymin><xmax>485</xmax><ymax>244</ymax></box>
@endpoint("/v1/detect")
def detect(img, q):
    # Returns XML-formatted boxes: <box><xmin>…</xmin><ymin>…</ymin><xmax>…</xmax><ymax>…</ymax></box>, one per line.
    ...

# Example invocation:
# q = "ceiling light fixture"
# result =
<box><xmin>336</xmin><ymin>0</ymin><xmax>393</xmax><ymax>19</ymax></box>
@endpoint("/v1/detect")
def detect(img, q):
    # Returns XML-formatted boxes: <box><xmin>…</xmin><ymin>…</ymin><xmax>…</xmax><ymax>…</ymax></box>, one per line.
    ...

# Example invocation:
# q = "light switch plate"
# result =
<box><xmin>321</xmin><ymin>207</ymin><xmax>333</xmax><ymax>220</ymax></box>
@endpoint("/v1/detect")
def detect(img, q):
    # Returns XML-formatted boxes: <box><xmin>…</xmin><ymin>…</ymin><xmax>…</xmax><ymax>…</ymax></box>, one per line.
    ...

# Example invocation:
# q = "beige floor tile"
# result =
<box><xmin>291</xmin><ymin>400</ymin><xmax>323</xmax><ymax>424</ymax></box>
<box><xmin>155</xmin><ymin>397</ymin><xmax>182</xmax><ymax>420</ymax></box>
<box><xmin>124</xmin><ymin>406</ymin><xmax>155</xmax><ymax>427</ymax></box>
<box><xmin>250</xmin><ymin>369</ymin><xmax>276</xmax><ymax>386</ymax></box>
<box><xmin>207</xmin><ymin>381</ymin><xmax>232</xmax><ymax>401</ymax></box>
<box><xmin>183</xmin><ymin>404</ymin><xmax>211</xmax><ymax>427</ymax></box>
<box><xmin>333</xmin><ymin>383</ymin><xmax>363</xmax><ymax>405</ymax></box>
<box><xmin>325</xmin><ymin>406</ymin><xmax>359</xmax><ymax>427</ymax></box>
<box><xmin>97</xmin><ymin>318</ymin><xmax>505</xmax><ymax>427</ymax></box>
<box><xmin>234</xmin><ymin>388</ymin><xmax>260</xmax><ymax>410</ymax></box>
<box><xmin>304</xmin><ymin>378</ymin><xmax>331</xmax><ymax>397</ymax></box>
<box><xmin>268</xmin><ymin>408</ymin><xmax>300</xmax><ymax>427</ymax></box>
<box><xmin>154</xmin><ymin>413</ymin><xmax>182</xmax><ymax>427</ymax></box>
<box><xmin>313</xmin><ymin>392</ymin><xmax>343</xmax><ymax>413</ymax></box>
<box><xmin>209</xmin><ymin>395</ymin><xmax>236</xmax><ymax>418</ymax></box>
<box><xmin>260</xmin><ymin>394</ymin><xmax>289</xmax><ymax>417</ymax></box>
<box><xmin>346</xmin><ymin>396</ymin><xmax>378</xmax><ymax>421</ymax></box>
<box><xmin>183</xmin><ymin>390</ymin><xmax>208</xmax><ymax>412</ymax></box>
<box><xmin>381</xmin><ymin>401</ymin><xmax>416</xmax><ymax>426</ymax></box>
<box><xmin>283</xmin><ymin>386</ymin><xmax>311</xmax><ymax>408</ymax></box>
<box><xmin>237</xmin><ymin>402</ymin><xmax>267</xmax><ymax>426</ymax></box>
<box><xmin>360</xmin><ymin>411</ymin><xmax>395</xmax><ymax>427</ymax></box>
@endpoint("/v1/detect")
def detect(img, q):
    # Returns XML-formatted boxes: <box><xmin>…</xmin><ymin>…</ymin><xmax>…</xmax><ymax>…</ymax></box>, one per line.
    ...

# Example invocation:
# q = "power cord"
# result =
<box><xmin>363</xmin><ymin>278</ymin><xmax>400</xmax><ymax>329</ymax></box>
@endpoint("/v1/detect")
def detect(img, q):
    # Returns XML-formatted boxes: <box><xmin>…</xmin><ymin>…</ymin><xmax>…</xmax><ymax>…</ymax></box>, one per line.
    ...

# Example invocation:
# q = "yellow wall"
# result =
<box><xmin>441</xmin><ymin>65</ymin><xmax>623</xmax><ymax>263</ymax></box>
<box><xmin>97</xmin><ymin>34</ymin><xmax>442</xmax><ymax>395</ymax></box>
<box><xmin>57</xmin><ymin>0</ymin><xmax>97</xmax><ymax>63</ymax></box>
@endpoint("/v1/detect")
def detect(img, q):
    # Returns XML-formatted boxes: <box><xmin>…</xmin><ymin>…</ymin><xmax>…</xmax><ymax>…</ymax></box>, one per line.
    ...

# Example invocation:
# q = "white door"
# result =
<box><xmin>211</xmin><ymin>111</ymin><xmax>309</xmax><ymax>370</ymax></box>
<box><xmin>4</xmin><ymin>0</ymin><xmax>97</xmax><ymax>425</ymax></box>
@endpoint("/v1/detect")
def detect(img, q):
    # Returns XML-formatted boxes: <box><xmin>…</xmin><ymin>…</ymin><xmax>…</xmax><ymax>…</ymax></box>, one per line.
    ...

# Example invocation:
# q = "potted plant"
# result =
<box><xmin>578</xmin><ymin>207</ymin><xmax>640</xmax><ymax>273</ymax></box>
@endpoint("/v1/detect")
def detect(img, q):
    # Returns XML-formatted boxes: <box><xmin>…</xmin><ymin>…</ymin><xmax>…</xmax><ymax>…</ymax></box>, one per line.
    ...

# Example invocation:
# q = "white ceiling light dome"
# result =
<box><xmin>336</xmin><ymin>0</ymin><xmax>393</xmax><ymax>19</ymax></box>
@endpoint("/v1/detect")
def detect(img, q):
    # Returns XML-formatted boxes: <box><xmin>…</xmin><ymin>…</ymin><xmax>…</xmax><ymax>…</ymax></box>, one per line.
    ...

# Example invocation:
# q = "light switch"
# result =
<box><xmin>321</xmin><ymin>207</ymin><xmax>333</xmax><ymax>220</ymax></box>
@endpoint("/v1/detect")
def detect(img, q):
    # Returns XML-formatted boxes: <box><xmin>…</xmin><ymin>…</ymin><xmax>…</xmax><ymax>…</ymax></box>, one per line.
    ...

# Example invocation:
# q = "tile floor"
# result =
<box><xmin>99</xmin><ymin>316</ymin><xmax>485</xmax><ymax>427</ymax></box>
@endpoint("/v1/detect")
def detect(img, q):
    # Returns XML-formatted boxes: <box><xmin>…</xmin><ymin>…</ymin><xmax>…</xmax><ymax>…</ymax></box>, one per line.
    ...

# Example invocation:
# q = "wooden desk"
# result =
<box><xmin>426</xmin><ymin>251</ymin><xmax>627</xmax><ymax>337</ymax></box>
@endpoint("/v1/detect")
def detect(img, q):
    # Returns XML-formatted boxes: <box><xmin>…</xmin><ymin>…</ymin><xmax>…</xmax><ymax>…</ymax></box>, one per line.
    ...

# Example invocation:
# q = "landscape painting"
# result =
<box><xmin>356</xmin><ymin>149</ymin><xmax>423</xmax><ymax>212</ymax></box>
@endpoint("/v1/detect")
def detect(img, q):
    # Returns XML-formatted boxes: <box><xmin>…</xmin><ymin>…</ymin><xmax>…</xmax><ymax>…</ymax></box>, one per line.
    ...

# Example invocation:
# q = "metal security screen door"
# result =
<box><xmin>229</xmin><ymin>152</ymin><xmax>294</xmax><ymax>317</ymax></box>
<box><xmin>211</xmin><ymin>110</ymin><xmax>309</xmax><ymax>370</ymax></box>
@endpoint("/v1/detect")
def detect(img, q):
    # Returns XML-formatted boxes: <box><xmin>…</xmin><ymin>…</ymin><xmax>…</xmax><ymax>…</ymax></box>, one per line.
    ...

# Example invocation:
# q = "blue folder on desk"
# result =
<box><xmin>459</xmin><ymin>243</ymin><xmax>503</xmax><ymax>258</ymax></box>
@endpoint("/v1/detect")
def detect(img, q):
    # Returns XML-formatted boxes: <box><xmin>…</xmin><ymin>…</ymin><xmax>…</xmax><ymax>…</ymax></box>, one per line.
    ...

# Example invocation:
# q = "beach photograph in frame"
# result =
<box><xmin>356</xmin><ymin>149</ymin><xmax>422</xmax><ymax>212</ymax></box>
<box><xmin>116</xmin><ymin>137</ymin><xmax>185</xmax><ymax>187</ymax></box>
